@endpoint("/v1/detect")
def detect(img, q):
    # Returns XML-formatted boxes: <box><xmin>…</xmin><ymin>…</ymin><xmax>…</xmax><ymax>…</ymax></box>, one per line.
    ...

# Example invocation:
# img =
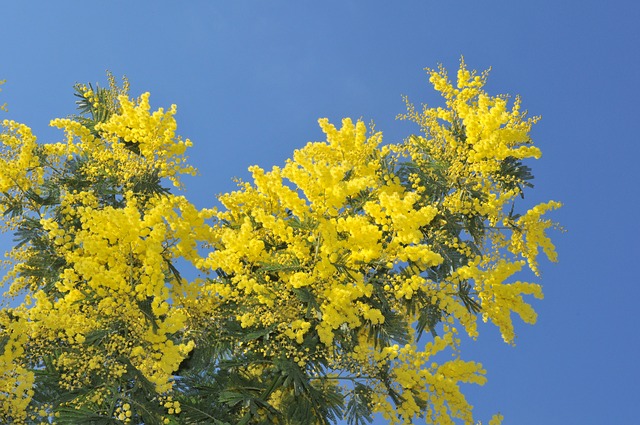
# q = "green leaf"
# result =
<box><xmin>345</xmin><ymin>382</ymin><xmax>374</xmax><ymax>425</ymax></box>
<box><xmin>458</xmin><ymin>281</ymin><xmax>481</xmax><ymax>314</ymax></box>
<box><xmin>416</xmin><ymin>301</ymin><xmax>442</xmax><ymax>338</ymax></box>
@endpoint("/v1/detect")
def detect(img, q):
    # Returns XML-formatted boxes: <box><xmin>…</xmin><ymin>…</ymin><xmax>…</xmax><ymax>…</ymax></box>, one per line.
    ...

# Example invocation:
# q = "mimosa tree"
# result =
<box><xmin>0</xmin><ymin>62</ymin><xmax>560</xmax><ymax>425</ymax></box>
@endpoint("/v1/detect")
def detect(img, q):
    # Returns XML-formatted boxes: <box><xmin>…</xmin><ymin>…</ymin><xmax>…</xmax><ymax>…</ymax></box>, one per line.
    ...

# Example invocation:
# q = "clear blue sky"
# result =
<box><xmin>1</xmin><ymin>1</ymin><xmax>638</xmax><ymax>423</ymax></box>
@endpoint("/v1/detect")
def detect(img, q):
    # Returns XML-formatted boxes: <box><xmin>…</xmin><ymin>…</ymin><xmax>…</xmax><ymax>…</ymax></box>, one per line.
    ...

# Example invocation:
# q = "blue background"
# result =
<box><xmin>1</xmin><ymin>1</ymin><xmax>638</xmax><ymax>423</ymax></box>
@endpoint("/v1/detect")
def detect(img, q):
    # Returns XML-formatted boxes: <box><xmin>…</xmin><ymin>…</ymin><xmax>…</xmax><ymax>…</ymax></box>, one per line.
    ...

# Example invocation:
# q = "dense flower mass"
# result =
<box><xmin>0</xmin><ymin>63</ymin><xmax>560</xmax><ymax>424</ymax></box>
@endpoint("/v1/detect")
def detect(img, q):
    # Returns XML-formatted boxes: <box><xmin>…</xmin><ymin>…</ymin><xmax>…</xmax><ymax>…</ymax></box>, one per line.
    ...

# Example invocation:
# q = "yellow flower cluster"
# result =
<box><xmin>510</xmin><ymin>200</ymin><xmax>562</xmax><ymax>275</ymax></box>
<box><xmin>49</xmin><ymin>91</ymin><xmax>195</xmax><ymax>195</ymax></box>
<box><xmin>209</xmin><ymin>118</ymin><xmax>444</xmax><ymax>349</ymax></box>
<box><xmin>96</xmin><ymin>93</ymin><xmax>195</xmax><ymax>187</ymax></box>
<box><xmin>0</xmin><ymin>87</ymin><xmax>214</xmax><ymax>421</ymax></box>
<box><xmin>0</xmin><ymin>61</ymin><xmax>561</xmax><ymax>424</ymax></box>
<box><xmin>202</xmin><ymin>60</ymin><xmax>560</xmax><ymax>423</ymax></box>
<box><xmin>0</xmin><ymin>314</ymin><xmax>34</xmax><ymax>424</ymax></box>
<box><xmin>0</xmin><ymin>119</ymin><xmax>43</xmax><ymax>202</ymax></box>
